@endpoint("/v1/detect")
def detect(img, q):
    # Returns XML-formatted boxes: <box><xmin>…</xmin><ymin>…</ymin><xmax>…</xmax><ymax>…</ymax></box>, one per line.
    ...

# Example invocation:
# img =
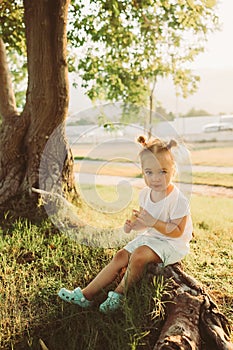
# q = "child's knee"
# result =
<box><xmin>130</xmin><ymin>246</ymin><xmax>160</xmax><ymax>266</ymax></box>
<box><xmin>113</xmin><ymin>249</ymin><xmax>129</xmax><ymax>265</ymax></box>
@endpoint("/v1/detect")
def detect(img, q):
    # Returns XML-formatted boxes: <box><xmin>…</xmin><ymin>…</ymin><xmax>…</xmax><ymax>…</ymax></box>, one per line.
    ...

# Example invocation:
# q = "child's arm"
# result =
<box><xmin>152</xmin><ymin>216</ymin><xmax>187</xmax><ymax>238</ymax></box>
<box><xmin>137</xmin><ymin>209</ymin><xmax>187</xmax><ymax>238</ymax></box>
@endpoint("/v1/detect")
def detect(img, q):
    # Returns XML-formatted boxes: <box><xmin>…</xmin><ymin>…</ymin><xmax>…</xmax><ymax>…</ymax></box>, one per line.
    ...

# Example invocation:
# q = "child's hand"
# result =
<box><xmin>138</xmin><ymin>209</ymin><xmax>156</xmax><ymax>228</ymax></box>
<box><xmin>123</xmin><ymin>209</ymin><xmax>139</xmax><ymax>233</ymax></box>
<box><xmin>130</xmin><ymin>209</ymin><xmax>147</xmax><ymax>231</ymax></box>
<box><xmin>124</xmin><ymin>217</ymin><xmax>147</xmax><ymax>233</ymax></box>
<box><xmin>124</xmin><ymin>219</ymin><xmax>133</xmax><ymax>233</ymax></box>
<box><xmin>131</xmin><ymin>219</ymin><xmax>147</xmax><ymax>231</ymax></box>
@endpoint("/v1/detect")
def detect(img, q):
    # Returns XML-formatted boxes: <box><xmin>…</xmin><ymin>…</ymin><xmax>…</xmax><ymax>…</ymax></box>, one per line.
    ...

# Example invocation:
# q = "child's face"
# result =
<box><xmin>141</xmin><ymin>151</ymin><xmax>174</xmax><ymax>192</ymax></box>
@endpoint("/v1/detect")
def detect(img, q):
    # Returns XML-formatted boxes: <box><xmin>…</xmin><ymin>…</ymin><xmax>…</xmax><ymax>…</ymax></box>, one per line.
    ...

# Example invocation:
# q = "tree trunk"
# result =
<box><xmin>0</xmin><ymin>38</ymin><xmax>18</xmax><ymax>118</ymax></box>
<box><xmin>147</xmin><ymin>263</ymin><xmax>233</xmax><ymax>350</ymax></box>
<box><xmin>0</xmin><ymin>37</ymin><xmax>27</xmax><ymax>210</ymax></box>
<box><xmin>0</xmin><ymin>0</ymin><xmax>78</xmax><ymax>222</ymax></box>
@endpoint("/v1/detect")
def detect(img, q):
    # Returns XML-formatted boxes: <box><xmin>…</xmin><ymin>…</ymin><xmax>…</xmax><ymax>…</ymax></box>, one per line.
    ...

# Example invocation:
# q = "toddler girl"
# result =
<box><xmin>58</xmin><ymin>136</ymin><xmax>193</xmax><ymax>313</ymax></box>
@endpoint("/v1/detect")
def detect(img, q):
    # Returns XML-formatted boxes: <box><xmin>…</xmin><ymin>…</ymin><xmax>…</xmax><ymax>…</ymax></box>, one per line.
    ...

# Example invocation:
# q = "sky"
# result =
<box><xmin>192</xmin><ymin>0</ymin><xmax>233</xmax><ymax>70</ymax></box>
<box><xmin>172</xmin><ymin>0</ymin><xmax>233</xmax><ymax>115</ymax></box>
<box><xmin>69</xmin><ymin>0</ymin><xmax>233</xmax><ymax>116</ymax></box>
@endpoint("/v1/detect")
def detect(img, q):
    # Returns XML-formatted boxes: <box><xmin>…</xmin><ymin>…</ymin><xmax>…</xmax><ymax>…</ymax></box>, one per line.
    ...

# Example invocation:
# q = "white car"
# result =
<box><xmin>202</xmin><ymin>122</ymin><xmax>233</xmax><ymax>133</ymax></box>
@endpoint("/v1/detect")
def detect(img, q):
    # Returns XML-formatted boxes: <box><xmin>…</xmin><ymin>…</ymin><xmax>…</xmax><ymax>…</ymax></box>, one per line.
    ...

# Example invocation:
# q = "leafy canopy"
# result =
<box><xmin>68</xmin><ymin>0</ymin><xmax>218</xmax><ymax>105</ymax></box>
<box><xmin>0</xmin><ymin>0</ymin><xmax>218</xmax><ymax>110</ymax></box>
<box><xmin>0</xmin><ymin>0</ymin><xmax>25</xmax><ymax>54</ymax></box>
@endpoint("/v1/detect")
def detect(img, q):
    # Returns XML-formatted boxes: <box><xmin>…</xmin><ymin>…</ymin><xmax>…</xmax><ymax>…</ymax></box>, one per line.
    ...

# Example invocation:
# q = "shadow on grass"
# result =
<box><xmin>14</xmin><ymin>281</ymin><xmax>163</xmax><ymax>350</ymax></box>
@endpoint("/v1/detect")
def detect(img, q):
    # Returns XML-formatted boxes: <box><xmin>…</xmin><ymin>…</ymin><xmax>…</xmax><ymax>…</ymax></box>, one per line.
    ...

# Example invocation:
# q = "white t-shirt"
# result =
<box><xmin>138</xmin><ymin>185</ymin><xmax>193</xmax><ymax>254</ymax></box>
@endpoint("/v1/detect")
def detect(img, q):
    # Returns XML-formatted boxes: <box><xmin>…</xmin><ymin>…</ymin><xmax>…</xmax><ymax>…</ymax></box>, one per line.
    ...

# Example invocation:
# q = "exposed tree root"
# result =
<box><xmin>147</xmin><ymin>263</ymin><xmax>233</xmax><ymax>350</ymax></box>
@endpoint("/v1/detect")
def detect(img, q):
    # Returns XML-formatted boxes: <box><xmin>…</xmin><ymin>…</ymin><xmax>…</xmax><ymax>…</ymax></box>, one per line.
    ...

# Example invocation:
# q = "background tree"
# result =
<box><xmin>0</xmin><ymin>0</ymin><xmax>27</xmax><ymax>113</ymax></box>
<box><xmin>69</xmin><ymin>0</ymin><xmax>218</xmax><ymax>135</ymax></box>
<box><xmin>181</xmin><ymin>107</ymin><xmax>211</xmax><ymax>117</ymax></box>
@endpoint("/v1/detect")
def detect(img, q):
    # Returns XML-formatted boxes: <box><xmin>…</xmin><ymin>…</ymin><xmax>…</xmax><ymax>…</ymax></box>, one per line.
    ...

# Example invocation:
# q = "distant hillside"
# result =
<box><xmin>68</xmin><ymin>68</ymin><xmax>233</xmax><ymax>118</ymax></box>
<box><xmin>67</xmin><ymin>102</ymin><xmax>168</xmax><ymax>126</ymax></box>
<box><xmin>67</xmin><ymin>102</ymin><xmax>123</xmax><ymax>125</ymax></box>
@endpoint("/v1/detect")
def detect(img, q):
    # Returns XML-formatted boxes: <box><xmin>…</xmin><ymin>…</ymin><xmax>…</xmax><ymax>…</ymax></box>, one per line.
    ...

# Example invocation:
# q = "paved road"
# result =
<box><xmin>75</xmin><ymin>173</ymin><xmax>233</xmax><ymax>198</ymax></box>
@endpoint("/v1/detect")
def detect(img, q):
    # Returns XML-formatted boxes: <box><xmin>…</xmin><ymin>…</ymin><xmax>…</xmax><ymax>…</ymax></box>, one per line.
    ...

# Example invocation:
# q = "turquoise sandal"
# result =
<box><xmin>99</xmin><ymin>291</ymin><xmax>123</xmax><ymax>313</ymax></box>
<box><xmin>58</xmin><ymin>287</ymin><xmax>93</xmax><ymax>308</ymax></box>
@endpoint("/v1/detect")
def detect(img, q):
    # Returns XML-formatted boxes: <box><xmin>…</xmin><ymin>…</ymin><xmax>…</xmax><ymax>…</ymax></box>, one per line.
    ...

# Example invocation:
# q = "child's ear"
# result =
<box><xmin>143</xmin><ymin>173</ymin><xmax>149</xmax><ymax>186</ymax></box>
<box><xmin>172</xmin><ymin>165</ymin><xmax>177</xmax><ymax>178</ymax></box>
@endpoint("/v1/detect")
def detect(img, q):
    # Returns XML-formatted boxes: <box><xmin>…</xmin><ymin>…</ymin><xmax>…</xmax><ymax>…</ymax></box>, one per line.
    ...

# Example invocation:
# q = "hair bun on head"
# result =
<box><xmin>167</xmin><ymin>139</ymin><xmax>177</xmax><ymax>150</ymax></box>
<box><xmin>137</xmin><ymin>135</ymin><xmax>147</xmax><ymax>147</ymax></box>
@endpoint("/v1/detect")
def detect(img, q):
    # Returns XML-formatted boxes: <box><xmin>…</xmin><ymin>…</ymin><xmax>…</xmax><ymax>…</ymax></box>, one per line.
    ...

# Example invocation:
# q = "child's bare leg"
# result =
<box><xmin>82</xmin><ymin>249</ymin><xmax>130</xmax><ymax>300</ymax></box>
<box><xmin>114</xmin><ymin>245</ymin><xmax>162</xmax><ymax>295</ymax></box>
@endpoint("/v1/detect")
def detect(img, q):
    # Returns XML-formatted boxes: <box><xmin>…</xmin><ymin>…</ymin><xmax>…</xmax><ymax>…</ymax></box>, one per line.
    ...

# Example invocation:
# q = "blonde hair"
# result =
<box><xmin>137</xmin><ymin>135</ymin><xmax>177</xmax><ymax>159</ymax></box>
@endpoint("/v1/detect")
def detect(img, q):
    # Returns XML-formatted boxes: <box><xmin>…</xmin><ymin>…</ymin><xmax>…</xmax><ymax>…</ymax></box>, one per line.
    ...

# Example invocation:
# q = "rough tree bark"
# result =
<box><xmin>0</xmin><ymin>0</ymin><xmax>78</xmax><ymax>222</ymax></box>
<box><xmin>147</xmin><ymin>263</ymin><xmax>233</xmax><ymax>350</ymax></box>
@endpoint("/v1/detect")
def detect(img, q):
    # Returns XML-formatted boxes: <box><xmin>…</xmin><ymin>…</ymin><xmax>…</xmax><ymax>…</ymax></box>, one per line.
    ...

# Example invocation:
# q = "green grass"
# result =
<box><xmin>185</xmin><ymin>195</ymin><xmax>233</xmax><ymax>320</ymax></box>
<box><xmin>76</xmin><ymin>184</ymin><xmax>139</xmax><ymax>232</ymax></box>
<box><xmin>190</xmin><ymin>146</ymin><xmax>233</xmax><ymax>167</ymax></box>
<box><xmin>0</xmin><ymin>192</ymin><xmax>233</xmax><ymax>349</ymax></box>
<box><xmin>183</xmin><ymin>172</ymin><xmax>233</xmax><ymax>188</ymax></box>
<box><xmin>192</xmin><ymin>172</ymin><xmax>233</xmax><ymax>188</ymax></box>
<box><xmin>0</xmin><ymin>219</ymin><xmax>164</xmax><ymax>350</ymax></box>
